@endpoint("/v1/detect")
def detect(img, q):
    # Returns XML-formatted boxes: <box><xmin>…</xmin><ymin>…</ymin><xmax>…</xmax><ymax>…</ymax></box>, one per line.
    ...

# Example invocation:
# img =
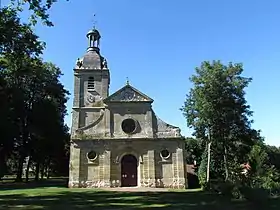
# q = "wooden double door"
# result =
<box><xmin>121</xmin><ymin>154</ymin><xmax>137</xmax><ymax>187</ymax></box>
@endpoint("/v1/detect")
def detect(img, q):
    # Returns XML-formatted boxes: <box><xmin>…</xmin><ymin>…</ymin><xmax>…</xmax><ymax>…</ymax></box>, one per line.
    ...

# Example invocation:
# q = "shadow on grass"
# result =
<box><xmin>0</xmin><ymin>178</ymin><xmax>68</xmax><ymax>191</ymax></box>
<box><xmin>1</xmin><ymin>190</ymin><xmax>280</xmax><ymax>210</ymax></box>
<box><xmin>0</xmin><ymin>181</ymin><xmax>280</xmax><ymax>210</ymax></box>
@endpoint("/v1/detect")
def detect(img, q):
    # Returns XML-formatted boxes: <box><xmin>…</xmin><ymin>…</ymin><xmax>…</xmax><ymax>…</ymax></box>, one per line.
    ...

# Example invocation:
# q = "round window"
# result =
<box><xmin>121</xmin><ymin>118</ymin><xmax>137</xmax><ymax>134</ymax></box>
<box><xmin>160</xmin><ymin>149</ymin><xmax>170</xmax><ymax>159</ymax></box>
<box><xmin>87</xmin><ymin>151</ymin><xmax>97</xmax><ymax>161</ymax></box>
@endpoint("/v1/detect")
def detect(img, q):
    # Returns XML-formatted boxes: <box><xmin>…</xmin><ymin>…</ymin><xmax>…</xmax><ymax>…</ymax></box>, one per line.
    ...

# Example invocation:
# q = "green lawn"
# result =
<box><xmin>0</xmin><ymin>180</ymin><xmax>279</xmax><ymax>209</ymax></box>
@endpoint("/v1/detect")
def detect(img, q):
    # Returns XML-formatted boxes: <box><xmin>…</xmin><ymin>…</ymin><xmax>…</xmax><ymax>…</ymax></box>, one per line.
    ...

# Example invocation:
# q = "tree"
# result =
<box><xmin>241</xmin><ymin>144</ymin><xmax>280</xmax><ymax>198</ymax></box>
<box><xmin>0</xmin><ymin>8</ymin><xmax>44</xmax><ymax>55</ymax></box>
<box><xmin>0</xmin><ymin>7</ymin><xmax>44</xmax><ymax>180</ymax></box>
<box><xmin>27</xmin><ymin>62</ymin><xmax>69</xmax><ymax>181</ymax></box>
<box><xmin>181</xmin><ymin>60</ymin><xmax>257</xmax><ymax>185</ymax></box>
<box><xmin>185</xmin><ymin>137</ymin><xmax>204</xmax><ymax>165</ymax></box>
<box><xmin>0</xmin><ymin>6</ymin><xmax>70</xmax><ymax>181</ymax></box>
<box><xmin>0</xmin><ymin>73</ymin><xmax>13</xmax><ymax>179</ymax></box>
<box><xmin>265</xmin><ymin>145</ymin><xmax>280</xmax><ymax>174</ymax></box>
<box><xmin>3</xmin><ymin>56</ymin><xmax>70</xmax><ymax>182</ymax></box>
<box><xmin>9</xmin><ymin>0</ymin><xmax>69</xmax><ymax>26</ymax></box>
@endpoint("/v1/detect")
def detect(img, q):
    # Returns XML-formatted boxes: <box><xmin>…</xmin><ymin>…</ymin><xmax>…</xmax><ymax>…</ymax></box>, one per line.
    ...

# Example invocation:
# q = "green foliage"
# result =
<box><xmin>0</xmin><ymin>7</ymin><xmax>44</xmax><ymax>56</ymax></box>
<box><xmin>210</xmin><ymin>142</ymin><xmax>280</xmax><ymax>200</ymax></box>
<box><xmin>220</xmin><ymin>145</ymin><xmax>280</xmax><ymax>202</ymax></box>
<box><xmin>181</xmin><ymin>61</ymin><xmax>254</xmax><ymax>145</ymax></box>
<box><xmin>180</xmin><ymin>60</ymin><xmax>280</xmax><ymax>201</ymax></box>
<box><xmin>185</xmin><ymin>137</ymin><xmax>204</xmax><ymax>165</ymax></box>
<box><xmin>181</xmin><ymin>60</ymin><xmax>256</xmax><ymax>184</ymax></box>
<box><xmin>248</xmin><ymin>145</ymin><xmax>269</xmax><ymax>177</ymax></box>
<box><xmin>265</xmin><ymin>145</ymin><xmax>280</xmax><ymax>174</ymax></box>
<box><xmin>0</xmin><ymin>6</ymin><xmax>70</xmax><ymax>181</ymax></box>
<box><xmin>245</xmin><ymin>145</ymin><xmax>280</xmax><ymax>193</ymax></box>
<box><xmin>197</xmin><ymin>151</ymin><xmax>207</xmax><ymax>188</ymax></box>
<box><xmin>240</xmin><ymin>186</ymin><xmax>270</xmax><ymax>206</ymax></box>
<box><xmin>9</xmin><ymin>0</ymin><xmax>70</xmax><ymax>26</ymax></box>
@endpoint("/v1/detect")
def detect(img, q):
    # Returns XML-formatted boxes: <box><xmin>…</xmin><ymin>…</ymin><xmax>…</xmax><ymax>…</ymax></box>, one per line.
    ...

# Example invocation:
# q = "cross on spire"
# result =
<box><xmin>126</xmin><ymin>77</ymin><xmax>130</xmax><ymax>85</ymax></box>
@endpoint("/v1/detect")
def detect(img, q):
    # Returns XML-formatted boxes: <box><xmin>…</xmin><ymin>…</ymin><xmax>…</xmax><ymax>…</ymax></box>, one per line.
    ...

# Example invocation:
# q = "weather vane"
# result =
<box><xmin>92</xmin><ymin>13</ymin><xmax>98</xmax><ymax>29</ymax></box>
<box><xmin>126</xmin><ymin>77</ymin><xmax>130</xmax><ymax>85</ymax></box>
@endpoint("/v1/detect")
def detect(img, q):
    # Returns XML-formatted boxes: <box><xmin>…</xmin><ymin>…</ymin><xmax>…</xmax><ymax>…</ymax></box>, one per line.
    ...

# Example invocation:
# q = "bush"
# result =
<box><xmin>240</xmin><ymin>186</ymin><xmax>270</xmax><ymax>206</ymax></box>
<box><xmin>206</xmin><ymin>180</ymin><xmax>242</xmax><ymax>199</ymax></box>
<box><xmin>198</xmin><ymin>150</ymin><xmax>207</xmax><ymax>189</ymax></box>
<box><xmin>219</xmin><ymin>181</ymin><xmax>235</xmax><ymax>196</ymax></box>
<box><xmin>0</xmin><ymin>161</ymin><xmax>7</xmax><ymax>180</ymax></box>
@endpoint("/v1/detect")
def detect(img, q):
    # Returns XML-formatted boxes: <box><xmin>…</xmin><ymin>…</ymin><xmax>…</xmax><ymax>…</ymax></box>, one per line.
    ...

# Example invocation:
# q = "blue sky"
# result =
<box><xmin>3</xmin><ymin>0</ymin><xmax>280</xmax><ymax>146</ymax></box>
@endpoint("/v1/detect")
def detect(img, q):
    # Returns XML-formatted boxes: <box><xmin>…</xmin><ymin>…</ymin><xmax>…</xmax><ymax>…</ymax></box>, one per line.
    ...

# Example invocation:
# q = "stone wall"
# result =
<box><xmin>68</xmin><ymin>138</ymin><xmax>187</xmax><ymax>189</ymax></box>
<box><xmin>107</xmin><ymin>103</ymin><xmax>154</xmax><ymax>139</ymax></box>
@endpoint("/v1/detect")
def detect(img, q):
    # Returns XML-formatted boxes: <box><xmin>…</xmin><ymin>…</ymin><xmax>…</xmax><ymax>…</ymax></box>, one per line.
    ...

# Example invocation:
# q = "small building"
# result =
<box><xmin>69</xmin><ymin>27</ymin><xmax>187</xmax><ymax>188</ymax></box>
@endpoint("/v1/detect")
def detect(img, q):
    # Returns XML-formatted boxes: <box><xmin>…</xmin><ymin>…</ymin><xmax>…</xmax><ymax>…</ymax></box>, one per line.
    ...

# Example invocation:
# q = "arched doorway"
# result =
<box><xmin>121</xmin><ymin>154</ymin><xmax>137</xmax><ymax>187</ymax></box>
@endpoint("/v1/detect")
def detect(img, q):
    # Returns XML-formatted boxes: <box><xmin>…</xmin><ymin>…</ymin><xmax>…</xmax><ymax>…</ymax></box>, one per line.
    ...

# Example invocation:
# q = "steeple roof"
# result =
<box><xmin>74</xmin><ymin>27</ymin><xmax>108</xmax><ymax>70</ymax></box>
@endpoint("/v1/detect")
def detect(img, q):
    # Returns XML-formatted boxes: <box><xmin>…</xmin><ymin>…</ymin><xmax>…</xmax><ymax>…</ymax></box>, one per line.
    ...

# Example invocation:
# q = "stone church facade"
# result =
<box><xmin>69</xmin><ymin>27</ymin><xmax>187</xmax><ymax>188</ymax></box>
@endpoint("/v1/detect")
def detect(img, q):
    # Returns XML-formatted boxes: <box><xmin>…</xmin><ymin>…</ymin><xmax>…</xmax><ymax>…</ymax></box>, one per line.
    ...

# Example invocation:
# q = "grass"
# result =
<box><xmin>0</xmin><ymin>179</ymin><xmax>280</xmax><ymax>209</ymax></box>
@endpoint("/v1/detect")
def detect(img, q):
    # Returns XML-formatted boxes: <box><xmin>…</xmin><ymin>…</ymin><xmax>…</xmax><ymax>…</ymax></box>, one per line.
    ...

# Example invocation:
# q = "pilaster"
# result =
<box><xmin>176</xmin><ymin>147</ymin><xmax>186</xmax><ymax>189</ymax></box>
<box><xmin>147</xmin><ymin>150</ymin><xmax>156</xmax><ymax>187</ymax></box>
<box><xmin>79</xmin><ymin>145</ymin><xmax>88</xmax><ymax>183</ymax></box>
<box><xmin>146</xmin><ymin>109</ymin><xmax>154</xmax><ymax>137</ymax></box>
<box><xmin>70</xmin><ymin>110</ymin><xmax>79</xmax><ymax>136</ymax></box>
<box><xmin>103</xmin><ymin>150</ymin><xmax>111</xmax><ymax>187</ymax></box>
<box><xmin>101</xmin><ymin>70</ymin><xmax>110</xmax><ymax>99</ymax></box>
<box><xmin>73</xmin><ymin>74</ymin><xmax>81</xmax><ymax>107</ymax></box>
<box><xmin>68</xmin><ymin>142</ymin><xmax>81</xmax><ymax>188</ymax></box>
<box><xmin>98</xmin><ymin>152</ymin><xmax>104</xmax><ymax>181</ymax></box>
<box><xmin>104</xmin><ymin>108</ymin><xmax>111</xmax><ymax>137</ymax></box>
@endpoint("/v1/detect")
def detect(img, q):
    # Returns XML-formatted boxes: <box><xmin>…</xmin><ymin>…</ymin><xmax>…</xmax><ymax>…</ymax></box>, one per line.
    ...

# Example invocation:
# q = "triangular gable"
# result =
<box><xmin>104</xmin><ymin>84</ymin><xmax>153</xmax><ymax>103</ymax></box>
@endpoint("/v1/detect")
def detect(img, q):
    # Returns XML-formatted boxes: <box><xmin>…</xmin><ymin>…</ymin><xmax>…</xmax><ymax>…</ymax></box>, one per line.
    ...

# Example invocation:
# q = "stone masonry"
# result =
<box><xmin>69</xmin><ymin>27</ymin><xmax>187</xmax><ymax>189</ymax></box>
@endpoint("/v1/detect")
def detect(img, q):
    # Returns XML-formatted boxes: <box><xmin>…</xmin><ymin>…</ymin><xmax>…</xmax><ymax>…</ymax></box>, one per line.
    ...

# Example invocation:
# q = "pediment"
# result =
<box><xmin>104</xmin><ymin>84</ymin><xmax>153</xmax><ymax>103</ymax></box>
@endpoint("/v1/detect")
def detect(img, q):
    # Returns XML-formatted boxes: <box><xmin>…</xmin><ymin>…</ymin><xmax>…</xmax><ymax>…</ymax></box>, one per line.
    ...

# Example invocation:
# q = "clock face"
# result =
<box><xmin>87</xmin><ymin>93</ymin><xmax>95</xmax><ymax>103</ymax></box>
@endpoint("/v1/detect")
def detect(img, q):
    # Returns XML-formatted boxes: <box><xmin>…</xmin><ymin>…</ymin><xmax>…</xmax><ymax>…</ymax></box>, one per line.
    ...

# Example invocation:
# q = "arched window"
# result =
<box><xmin>88</xmin><ymin>77</ymin><xmax>95</xmax><ymax>89</ymax></box>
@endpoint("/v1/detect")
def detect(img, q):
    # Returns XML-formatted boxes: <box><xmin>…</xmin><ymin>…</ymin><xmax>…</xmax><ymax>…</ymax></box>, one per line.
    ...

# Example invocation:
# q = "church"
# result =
<box><xmin>68</xmin><ymin>26</ymin><xmax>187</xmax><ymax>188</ymax></box>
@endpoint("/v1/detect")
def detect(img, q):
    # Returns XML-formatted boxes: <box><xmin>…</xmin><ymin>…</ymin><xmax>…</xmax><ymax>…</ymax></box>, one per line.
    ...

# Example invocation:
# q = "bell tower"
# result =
<box><xmin>71</xmin><ymin>26</ymin><xmax>110</xmax><ymax>136</ymax></box>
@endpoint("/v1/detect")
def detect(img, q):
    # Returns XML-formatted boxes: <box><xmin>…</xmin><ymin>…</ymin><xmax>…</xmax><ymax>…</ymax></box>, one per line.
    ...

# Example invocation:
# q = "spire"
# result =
<box><xmin>86</xmin><ymin>14</ymin><xmax>101</xmax><ymax>52</ymax></box>
<box><xmin>92</xmin><ymin>13</ymin><xmax>97</xmax><ymax>29</ymax></box>
<box><xmin>74</xmin><ymin>15</ymin><xmax>109</xmax><ymax>70</ymax></box>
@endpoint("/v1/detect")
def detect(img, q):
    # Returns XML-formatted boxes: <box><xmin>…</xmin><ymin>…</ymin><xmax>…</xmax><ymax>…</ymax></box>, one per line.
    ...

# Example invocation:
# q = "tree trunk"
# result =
<box><xmin>25</xmin><ymin>157</ymin><xmax>31</xmax><ymax>182</ymax></box>
<box><xmin>15</xmin><ymin>155</ymin><xmax>25</xmax><ymax>182</ymax></box>
<box><xmin>16</xmin><ymin>118</ymin><xmax>29</xmax><ymax>182</ymax></box>
<box><xmin>40</xmin><ymin>164</ymin><xmax>44</xmax><ymax>180</ymax></box>
<box><xmin>223</xmin><ymin>146</ymin><xmax>229</xmax><ymax>181</ymax></box>
<box><xmin>47</xmin><ymin>168</ymin><xmax>50</xmax><ymax>179</ymax></box>
<box><xmin>46</xmin><ymin>158</ymin><xmax>51</xmax><ymax>179</ymax></box>
<box><xmin>206</xmin><ymin>126</ymin><xmax>212</xmax><ymax>183</ymax></box>
<box><xmin>0</xmin><ymin>151</ymin><xmax>6</xmax><ymax>180</ymax></box>
<box><xmin>35</xmin><ymin>162</ymin><xmax>40</xmax><ymax>181</ymax></box>
<box><xmin>206</xmin><ymin>142</ymin><xmax>212</xmax><ymax>183</ymax></box>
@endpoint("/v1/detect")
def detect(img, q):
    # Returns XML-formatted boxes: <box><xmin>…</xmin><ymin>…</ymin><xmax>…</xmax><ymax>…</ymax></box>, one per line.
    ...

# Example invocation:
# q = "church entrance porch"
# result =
<box><xmin>121</xmin><ymin>154</ymin><xmax>137</xmax><ymax>187</ymax></box>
